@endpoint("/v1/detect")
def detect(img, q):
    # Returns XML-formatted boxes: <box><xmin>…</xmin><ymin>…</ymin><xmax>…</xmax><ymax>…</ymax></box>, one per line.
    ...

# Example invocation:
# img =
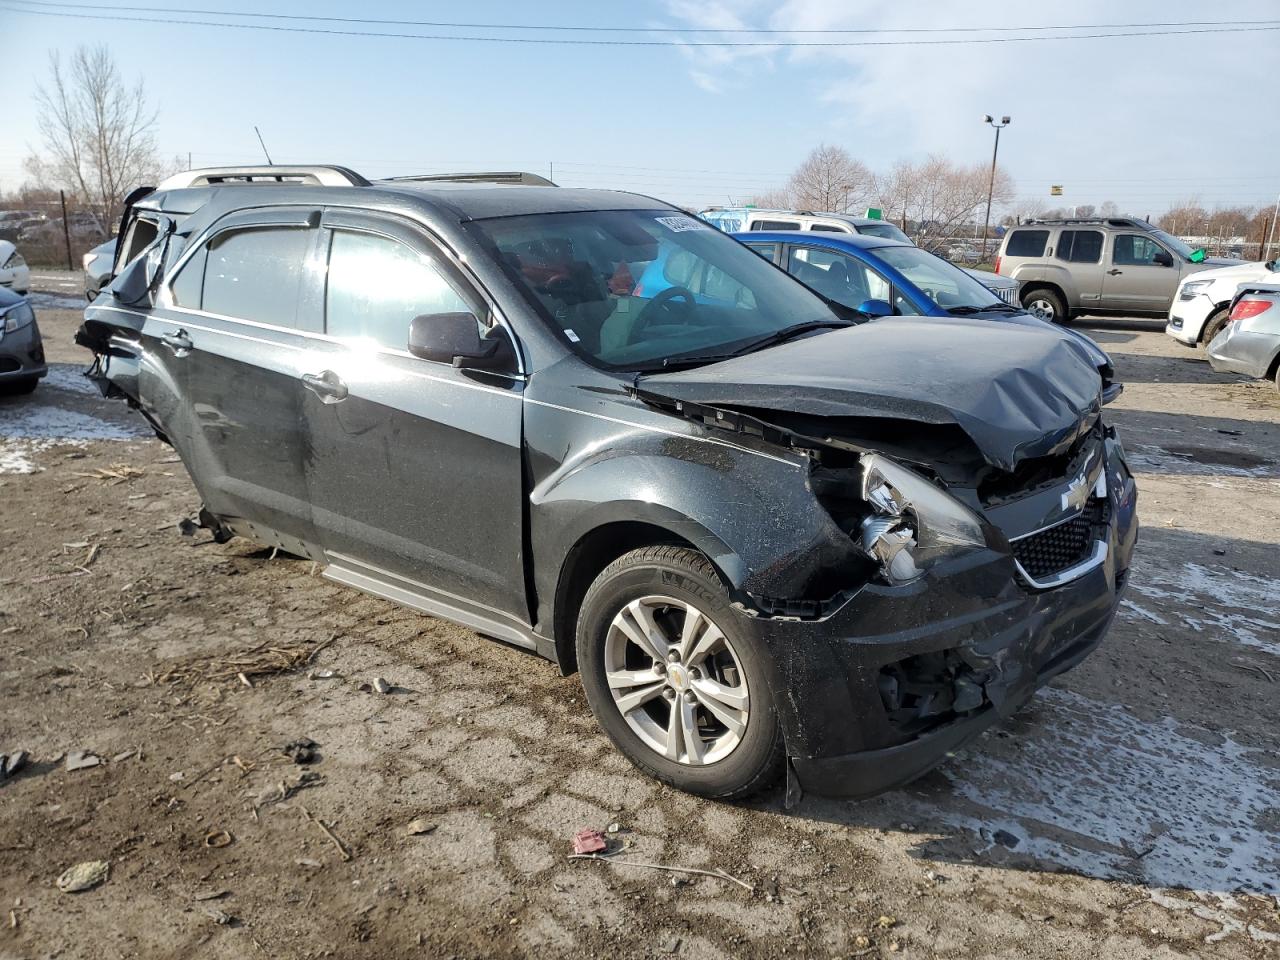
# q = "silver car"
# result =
<box><xmin>1207</xmin><ymin>284</ymin><xmax>1280</xmax><ymax>390</ymax></box>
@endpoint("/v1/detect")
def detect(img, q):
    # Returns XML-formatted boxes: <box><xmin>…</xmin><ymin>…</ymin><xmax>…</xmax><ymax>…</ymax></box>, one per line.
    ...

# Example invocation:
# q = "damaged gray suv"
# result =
<box><xmin>79</xmin><ymin>166</ymin><xmax>1138</xmax><ymax>800</ymax></box>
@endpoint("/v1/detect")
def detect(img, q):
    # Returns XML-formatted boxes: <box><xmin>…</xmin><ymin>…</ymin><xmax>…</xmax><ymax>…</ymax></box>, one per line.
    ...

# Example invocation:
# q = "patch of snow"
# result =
<box><xmin>1120</xmin><ymin>599</ymin><xmax>1167</xmax><ymax>624</ymax></box>
<box><xmin>1131</xmin><ymin>562</ymin><xmax>1280</xmax><ymax>658</ymax></box>
<box><xmin>28</xmin><ymin>291</ymin><xmax>88</xmax><ymax>310</ymax></box>
<box><xmin>906</xmin><ymin>689</ymin><xmax>1280</xmax><ymax>897</ymax></box>
<box><xmin>1126</xmin><ymin>443</ymin><xmax>1276</xmax><ymax>479</ymax></box>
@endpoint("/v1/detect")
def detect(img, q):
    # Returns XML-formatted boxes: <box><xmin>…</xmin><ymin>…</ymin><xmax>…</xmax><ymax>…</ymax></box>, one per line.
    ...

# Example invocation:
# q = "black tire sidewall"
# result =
<box><xmin>1200</xmin><ymin>308</ymin><xmax>1228</xmax><ymax>351</ymax></box>
<box><xmin>576</xmin><ymin>549</ymin><xmax>782</xmax><ymax>798</ymax></box>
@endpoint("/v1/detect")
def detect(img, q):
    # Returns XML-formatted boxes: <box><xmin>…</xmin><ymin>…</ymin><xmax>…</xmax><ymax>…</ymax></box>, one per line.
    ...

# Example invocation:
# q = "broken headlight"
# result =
<box><xmin>858</xmin><ymin>454</ymin><xmax>987</xmax><ymax>585</ymax></box>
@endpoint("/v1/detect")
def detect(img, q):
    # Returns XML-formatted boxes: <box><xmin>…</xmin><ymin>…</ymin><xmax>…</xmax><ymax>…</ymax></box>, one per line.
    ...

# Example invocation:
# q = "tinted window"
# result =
<box><xmin>810</xmin><ymin>223</ymin><xmax>848</xmax><ymax>233</ymax></box>
<box><xmin>201</xmin><ymin>227</ymin><xmax>311</xmax><ymax>326</ymax></box>
<box><xmin>1114</xmin><ymin>234</ymin><xmax>1166</xmax><ymax>266</ymax></box>
<box><xmin>751</xmin><ymin>220</ymin><xmax>801</xmax><ymax>231</ymax></box>
<box><xmin>1056</xmin><ymin>229</ymin><xmax>1103</xmax><ymax>263</ymax></box>
<box><xmin>858</xmin><ymin>222</ymin><xmax>913</xmax><ymax>244</ymax></box>
<box><xmin>787</xmin><ymin>246</ymin><xmax>891</xmax><ymax>309</ymax></box>
<box><xmin>170</xmin><ymin>245</ymin><xmax>206</xmax><ymax>307</ymax></box>
<box><xmin>743</xmin><ymin>242</ymin><xmax>776</xmax><ymax>262</ymax></box>
<box><xmin>1005</xmin><ymin>229</ymin><xmax>1049</xmax><ymax>257</ymax></box>
<box><xmin>325</xmin><ymin>230</ymin><xmax>472</xmax><ymax>351</ymax></box>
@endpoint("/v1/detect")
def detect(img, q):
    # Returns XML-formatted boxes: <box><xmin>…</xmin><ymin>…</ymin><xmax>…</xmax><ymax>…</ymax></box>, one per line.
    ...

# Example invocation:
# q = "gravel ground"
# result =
<box><xmin>1</xmin><ymin>299</ymin><xmax>1278</xmax><ymax>959</ymax></box>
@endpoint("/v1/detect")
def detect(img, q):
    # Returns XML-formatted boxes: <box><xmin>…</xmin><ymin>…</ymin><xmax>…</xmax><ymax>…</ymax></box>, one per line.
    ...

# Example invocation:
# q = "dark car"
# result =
<box><xmin>78</xmin><ymin>165</ymin><xmax>1138</xmax><ymax>800</ymax></box>
<box><xmin>0</xmin><ymin>285</ymin><xmax>47</xmax><ymax>393</ymax></box>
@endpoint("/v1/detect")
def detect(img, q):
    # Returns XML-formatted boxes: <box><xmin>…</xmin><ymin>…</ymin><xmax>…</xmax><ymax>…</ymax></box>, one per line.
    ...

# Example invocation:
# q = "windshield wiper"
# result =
<box><xmin>948</xmin><ymin>303</ymin><xmax>1019</xmax><ymax>315</ymax></box>
<box><xmin>728</xmin><ymin>319</ymin><xmax>855</xmax><ymax>356</ymax></box>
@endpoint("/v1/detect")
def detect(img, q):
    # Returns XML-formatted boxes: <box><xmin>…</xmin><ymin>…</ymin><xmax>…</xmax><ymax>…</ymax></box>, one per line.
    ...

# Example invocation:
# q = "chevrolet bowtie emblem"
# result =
<box><xmin>1061</xmin><ymin>467</ymin><xmax>1093</xmax><ymax>513</ymax></box>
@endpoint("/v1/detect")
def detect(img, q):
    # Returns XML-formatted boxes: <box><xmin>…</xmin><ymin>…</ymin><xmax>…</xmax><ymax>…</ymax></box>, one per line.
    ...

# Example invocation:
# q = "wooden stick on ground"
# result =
<box><xmin>300</xmin><ymin>806</ymin><xmax>352</xmax><ymax>862</ymax></box>
<box><xmin>568</xmin><ymin>853</ymin><xmax>754</xmax><ymax>892</ymax></box>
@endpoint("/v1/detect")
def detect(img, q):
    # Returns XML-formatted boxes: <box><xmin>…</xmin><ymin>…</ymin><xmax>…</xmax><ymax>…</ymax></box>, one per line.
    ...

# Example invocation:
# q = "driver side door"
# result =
<box><xmin>1103</xmin><ymin>233</ymin><xmax>1179</xmax><ymax>311</ymax></box>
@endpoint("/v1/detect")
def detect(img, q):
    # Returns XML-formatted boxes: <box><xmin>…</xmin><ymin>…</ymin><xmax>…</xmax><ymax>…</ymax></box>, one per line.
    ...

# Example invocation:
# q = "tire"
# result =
<box><xmin>1198</xmin><ymin>307</ymin><xmax>1230</xmax><ymax>356</ymax></box>
<box><xmin>576</xmin><ymin>546</ymin><xmax>784</xmax><ymax>799</ymax></box>
<box><xmin>1021</xmin><ymin>287</ymin><xmax>1067</xmax><ymax>324</ymax></box>
<box><xmin>0</xmin><ymin>376</ymin><xmax>39</xmax><ymax>395</ymax></box>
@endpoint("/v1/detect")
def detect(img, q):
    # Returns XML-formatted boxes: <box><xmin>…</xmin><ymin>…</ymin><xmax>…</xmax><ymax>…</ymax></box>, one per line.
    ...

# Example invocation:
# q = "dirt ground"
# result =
<box><xmin>2</xmin><ymin>284</ymin><xmax>1278</xmax><ymax>960</ymax></box>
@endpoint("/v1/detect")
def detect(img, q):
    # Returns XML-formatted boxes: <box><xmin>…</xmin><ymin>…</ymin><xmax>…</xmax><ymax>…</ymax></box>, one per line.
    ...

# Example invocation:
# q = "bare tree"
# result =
<box><xmin>873</xmin><ymin>155</ymin><xmax>1013</xmax><ymax>248</ymax></box>
<box><xmin>25</xmin><ymin>45</ymin><xmax>163</xmax><ymax>232</ymax></box>
<box><xmin>746</xmin><ymin>187</ymin><xmax>796</xmax><ymax>209</ymax></box>
<box><xmin>1098</xmin><ymin>200</ymin><xmax>1120</xmax><ymax>217</ymax></box>
<box><xmin>785</xmin><ymin>144</ymin><xmax>871</xmax><ymax>214</ymax></box>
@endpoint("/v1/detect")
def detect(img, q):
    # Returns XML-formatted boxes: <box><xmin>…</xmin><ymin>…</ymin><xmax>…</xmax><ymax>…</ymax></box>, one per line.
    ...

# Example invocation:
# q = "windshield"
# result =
<box><xmin>872</xmin><ymin>246</ymin><xmax>1003</xmax><ymax>311</ymax></box>
<box><xmin>1150</xmin><ymin>229</ymin><xmax>1196</xmax><ymax>260</ymax></box>
<box><xmin>469</xmin><ymin>209</ymin><xmax>838</xmax><ymax>369</ymax></box>
<box><xmin>858</xmin><ymin>222</ymin><xmax>912</xmax><ymax>244</ymax></box>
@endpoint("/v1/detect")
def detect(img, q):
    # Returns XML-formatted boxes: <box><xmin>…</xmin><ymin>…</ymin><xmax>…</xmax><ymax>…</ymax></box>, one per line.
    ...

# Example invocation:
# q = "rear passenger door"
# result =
<box><xmin>301</xmin><ymin>209</ymin><xmax>529</xmax><ymax>625</ymax></box>
<box><xmin>1104</xmin><ymin>233</ymin><xmax>1180</xmax><ymax>311</ymax></box>
<box><xmin>161</xmin><ymin>207</ymin><xmax>325</xmax><ymax>556</ymax></box>
<box><xmin>1053</xmin><ymin>229</ymin><xmax>1105</xmax><ymax>309</ymax></box>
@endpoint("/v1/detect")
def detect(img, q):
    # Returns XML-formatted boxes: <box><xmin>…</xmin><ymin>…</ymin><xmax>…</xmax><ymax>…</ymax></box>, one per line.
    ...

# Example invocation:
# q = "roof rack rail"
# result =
<box><xmin>1024</xmin><ymin>216</ymin><xmax>1152</xmax><ymax>229</ymax></box>
<box><xmin>381</xmin><ymin>171</ymin><xmax>557</xmax><ymax>187</ymax></box>
<box><xmin>155</xmin><ymin>165</ymin><xmax>370</xmax><ymax>190</ymax></box>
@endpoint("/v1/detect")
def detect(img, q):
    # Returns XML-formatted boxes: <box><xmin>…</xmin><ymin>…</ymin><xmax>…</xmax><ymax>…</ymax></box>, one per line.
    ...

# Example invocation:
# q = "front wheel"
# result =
<box><xmin>576</xmin><ymin>546</ymin><xmax>784</xmax><ymax>799</ymax></box>
<box><xmin>1022</xmin><ymin>287</ymin><xmax>1067</xmax><ymax>324</ymax></box>
<box><xmin>1198</xmin><ymin>307</ymin><xmax>1229</xmax><ymax>356</ymax></box>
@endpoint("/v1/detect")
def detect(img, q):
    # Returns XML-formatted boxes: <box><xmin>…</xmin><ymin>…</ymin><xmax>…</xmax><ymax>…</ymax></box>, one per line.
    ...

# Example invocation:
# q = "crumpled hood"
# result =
<box><xmin>637</xmin><ymin>318</ymin><xmax>1103</xmax><ymax>472</ymax></box>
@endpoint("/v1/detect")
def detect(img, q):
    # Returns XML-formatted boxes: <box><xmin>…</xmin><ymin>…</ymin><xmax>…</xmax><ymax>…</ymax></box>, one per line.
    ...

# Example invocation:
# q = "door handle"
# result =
<box><xmin>301</xmin><ymin>370</ymin><xmax>348</xmax><ymax>404</ymax></box>
<box><xmin>160</xmin><ymin>329</ymin><xmax>193</xmax><ymax>356</ymax></box>
<box><xmin>1106</xmin><ymin>269</ymin><xmax>1123</xmax><ymax>276</ymax></box>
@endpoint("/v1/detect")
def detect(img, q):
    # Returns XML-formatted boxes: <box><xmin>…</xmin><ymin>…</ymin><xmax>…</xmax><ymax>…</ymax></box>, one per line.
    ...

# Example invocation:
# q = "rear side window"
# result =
<box><xmin>1056</xmin><ymin>230</ymin><xmax>1103</xmax><ymax>263</ymax></box>
<box><xmin>199</xmin><ymin>226</ymin><xmax>312</xmax><ymax>327</ymax></box>
<box><xmin>325</xmin><ymin>230</ymin><xmax>472</xmax><ymax>351</ymax></box>
<box><xmin>743</xmin><ymin>242</ymin><xmax>777</xmax><ymax>262</ymax></box>
<box><xmin>751</xmin><ymin>220</ymin><xmax>801</xmax><ymax>231</ymax></box>
<box><xmin>810</xmin><ymin>223</ymin><xmax>848</xmax><ymax>233</ymax></box>
<box><xmin>1004</xmin><ymin>229</ymin><xmax>1049</xmax><ymax>257</ymax></box>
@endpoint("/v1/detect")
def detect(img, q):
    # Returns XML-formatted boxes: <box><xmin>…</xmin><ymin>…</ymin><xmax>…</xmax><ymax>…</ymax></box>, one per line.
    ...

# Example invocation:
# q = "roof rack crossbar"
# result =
<box><xmin>381</xmin><ymin>171</ymin><xmax>557</xmax><ymax>187</ymax></box>
<box><xmin>156</xmin><ymin>165</ymin><xmax>370</xmax><ymax>190</ymax></box>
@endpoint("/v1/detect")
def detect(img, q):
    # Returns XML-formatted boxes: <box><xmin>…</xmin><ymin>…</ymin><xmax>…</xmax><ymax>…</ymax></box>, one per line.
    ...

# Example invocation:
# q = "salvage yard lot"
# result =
<box><xmin>2</xmin><ymin>300</ymin><xmax>1278</xmax><ymax>959</ymax></box>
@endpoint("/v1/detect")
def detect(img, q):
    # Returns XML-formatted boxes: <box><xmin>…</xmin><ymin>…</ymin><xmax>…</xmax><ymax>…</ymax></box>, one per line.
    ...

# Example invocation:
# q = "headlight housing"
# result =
<box><xmin>1178</xmin><ymin>279</ymin><xmax>1212</xmax><ymax>301</ymax></box>
<box><xmin>857</xmin><ymin>454</ymin><xmax>988</xmax><ymax>585</ymax></box>
<box><xmin>1</xmin><ymin>302</ymin><xmax>35</xmax><ymax>336</ymax></box>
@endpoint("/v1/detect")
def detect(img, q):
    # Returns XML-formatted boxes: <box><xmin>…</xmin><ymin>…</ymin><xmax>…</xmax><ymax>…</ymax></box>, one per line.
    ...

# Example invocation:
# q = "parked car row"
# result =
<box><xmin>76</xmin><ymin>165</ymin><xmax>1137</xmax><ymax>801</ymax></box>
<box><xmin>697</xmin><ymin>206</ymin><xmax>1022</xmax><ymax>305</ymax></box>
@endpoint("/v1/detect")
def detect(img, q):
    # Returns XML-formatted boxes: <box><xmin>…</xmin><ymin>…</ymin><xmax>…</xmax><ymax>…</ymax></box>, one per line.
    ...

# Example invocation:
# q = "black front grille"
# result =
<box><xmin>1012</xmin><ymin>500</ymin><xmax>1104</xmax><ymax>582</ymax></box>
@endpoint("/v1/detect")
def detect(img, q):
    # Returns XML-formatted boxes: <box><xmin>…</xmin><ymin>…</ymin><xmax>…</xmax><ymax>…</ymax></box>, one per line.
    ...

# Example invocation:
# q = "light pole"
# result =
<box><xmin>981</xmin><ymin>115</ymin><xmax>1010</xmax><ymax>262</ymax></box>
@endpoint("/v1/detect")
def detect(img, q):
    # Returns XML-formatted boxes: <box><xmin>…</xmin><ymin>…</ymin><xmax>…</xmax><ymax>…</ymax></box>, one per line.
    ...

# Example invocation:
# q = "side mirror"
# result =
<box><xmin>408</xmin><ymin>312</ymin><xmax>507</xmax><ymax>370</ymax></box>
<box><xmin>856</xmin><ymin>299</ymin><xmax>893</xmax><ymax>318</ymax></box>
<box><xmin>1153</xmin><ymin>250</ymin><xmax>1174</xmax><ymax>267</ymax></box>
<box><xmin>108</xmin><ymin>250</ymin><xmax>157</xmax><ymax>307</ymax></box>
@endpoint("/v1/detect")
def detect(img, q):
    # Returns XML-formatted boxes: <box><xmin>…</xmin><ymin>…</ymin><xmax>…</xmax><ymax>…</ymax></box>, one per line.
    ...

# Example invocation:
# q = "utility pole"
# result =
<box><xmin>980</xmin><ymin>115</ymin><xmax>1010</xmax><ymax>261</ymax></box>
<box><xmin>59</xmin><ymin>190</ymin><xmax>73</xmax><ymax>271</ymax></box>
<box><xmin>1266</xmin><ymin>192</ymin><xmax>1280</xmax><ymax>261</ymax></box>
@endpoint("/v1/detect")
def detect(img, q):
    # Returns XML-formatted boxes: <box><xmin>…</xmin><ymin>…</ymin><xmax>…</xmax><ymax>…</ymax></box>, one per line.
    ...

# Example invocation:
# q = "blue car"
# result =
<box><xmin>733</xmin><ymin>231</ymin><xmax>1116</xmax><ymax>389</ymax></box>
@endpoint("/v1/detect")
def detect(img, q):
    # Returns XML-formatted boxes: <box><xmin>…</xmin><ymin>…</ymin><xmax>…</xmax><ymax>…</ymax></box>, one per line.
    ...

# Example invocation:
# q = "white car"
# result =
<box><xmin>0</xmin><ymin>240</ymin><xmax>30</xmax><ymax>295</ymax></box>
<box><xmin>1167</xmin><ymin>256</ymin><xmax>1280</xmax><ymax>349</ymax></box>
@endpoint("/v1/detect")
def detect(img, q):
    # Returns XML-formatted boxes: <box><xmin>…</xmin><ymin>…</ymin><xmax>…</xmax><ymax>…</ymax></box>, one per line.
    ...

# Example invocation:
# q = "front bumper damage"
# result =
<box><xmin>733</xmin><ymin>438</ymin><xmax>1138</xmax><ymax>800</ymax></box>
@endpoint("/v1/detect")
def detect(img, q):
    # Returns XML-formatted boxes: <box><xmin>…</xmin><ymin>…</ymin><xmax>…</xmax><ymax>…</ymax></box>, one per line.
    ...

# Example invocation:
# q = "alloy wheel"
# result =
<box><xmin>602</xmin><ymin>595</ymin><xmax>749</xmax><ymax>765</ymax></box>
<box><xmin>1027</xmin><ymin>297</ymin><xmax>1056</xmax><ymax>321</ymax></box>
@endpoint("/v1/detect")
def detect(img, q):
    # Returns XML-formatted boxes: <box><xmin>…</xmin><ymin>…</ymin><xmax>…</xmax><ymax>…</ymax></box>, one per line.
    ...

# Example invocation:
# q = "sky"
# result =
<box><xmin>2</xmin><ymin>0</ymin><xmax>1278</xmax><ymax>219</ymax></box>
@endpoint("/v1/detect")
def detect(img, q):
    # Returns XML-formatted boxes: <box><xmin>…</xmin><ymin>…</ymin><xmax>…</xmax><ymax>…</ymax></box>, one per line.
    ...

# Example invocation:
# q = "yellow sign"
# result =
<box><xmin>1050</xmin><ymin>185</ymin><xmax>1064</xmax><ymax>196</ymax></box>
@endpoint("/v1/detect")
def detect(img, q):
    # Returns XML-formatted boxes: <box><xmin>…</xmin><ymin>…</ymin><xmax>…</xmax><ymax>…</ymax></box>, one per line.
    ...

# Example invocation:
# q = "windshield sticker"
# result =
<box><xmin>564</xmin><ymin>329</ymin><xmax>581</xmax><ymax>343</ymax></box>
<box><xmin>655</xmin><ymin>216</ymin><xmax>707</xmax><ymax>233</ymax></box>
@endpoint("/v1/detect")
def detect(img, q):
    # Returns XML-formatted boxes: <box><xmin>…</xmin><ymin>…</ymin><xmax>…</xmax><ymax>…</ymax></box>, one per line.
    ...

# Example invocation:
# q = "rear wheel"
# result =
<box><xmin>0</xmin><ymin>376</ymin><xmax>39</xmax><ymax>395</ymax></box>
<box><xmin>1198</xmin><ymin>307</ymin><xmax>1230</xmax><ymax>356</ymax></box>
<box><xmin>576</xmin><ymin>546</ymin><xmax>784</xmax><ymax>799</ymax></box>
<box><xmin>1022</xmin><ymin>287</ymin><xmax>1067</xmax><ymax>324</ymax></box>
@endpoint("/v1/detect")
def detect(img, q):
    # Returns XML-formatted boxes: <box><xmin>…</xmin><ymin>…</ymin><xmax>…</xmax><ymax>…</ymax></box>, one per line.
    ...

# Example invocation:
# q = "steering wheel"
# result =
<box><xmin>632</xmin><ymin>286</ymin><xmax>697</xmax><ymax>340</ymax></box>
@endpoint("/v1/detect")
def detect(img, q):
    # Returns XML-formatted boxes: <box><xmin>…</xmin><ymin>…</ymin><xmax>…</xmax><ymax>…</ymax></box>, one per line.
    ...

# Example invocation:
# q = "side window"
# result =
<box><xmin>743</xmin><ymin>242</ymin><xmax>776</xmax><ymax>262</ymax></box>
<box><xmin>119</xmin><ymin>217</ymin><xmax>159</xmax><ymax>267</ymax></box>
<box><xmin>752</xmin><ymin>219</ymin><xmax>801</xmax><ymax>231</ymax></box>
<box><xmin>325</xmin><ymin>230</ymin><xmax>473</xmax><ymax>351</ymax></box>
<box><xmin>169</xmin><ymin>244</ymin><xmax>206</xmax><ymax>308</ymax></box>
<box><xmin>1056</xmin><ymin>230</ymin><xmax>1103</xmax><ymax>263</ymax></box>
<box><xmin>201</xmin><ymin>226</ymin><xmax>312</xmax><ymax>327</ymax></box>
<box><xmin>1114</xmin><ymin>234</ymin><xmax>1164</xmax><ymax>266</ymax></box>
<box><xmin>810</xmin><ymin>223</ymin><xmax>848</xmax><ymax>233</ymax></box>
<box><xmin>787</xmin><ymin>246</ymin><xmax>890</xmax><ymax>308</ymax></box>
<box><xmin>1004</xmin><ymin>229</ymin><xmax>1049</xmax><ymax>257</ymax></box>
